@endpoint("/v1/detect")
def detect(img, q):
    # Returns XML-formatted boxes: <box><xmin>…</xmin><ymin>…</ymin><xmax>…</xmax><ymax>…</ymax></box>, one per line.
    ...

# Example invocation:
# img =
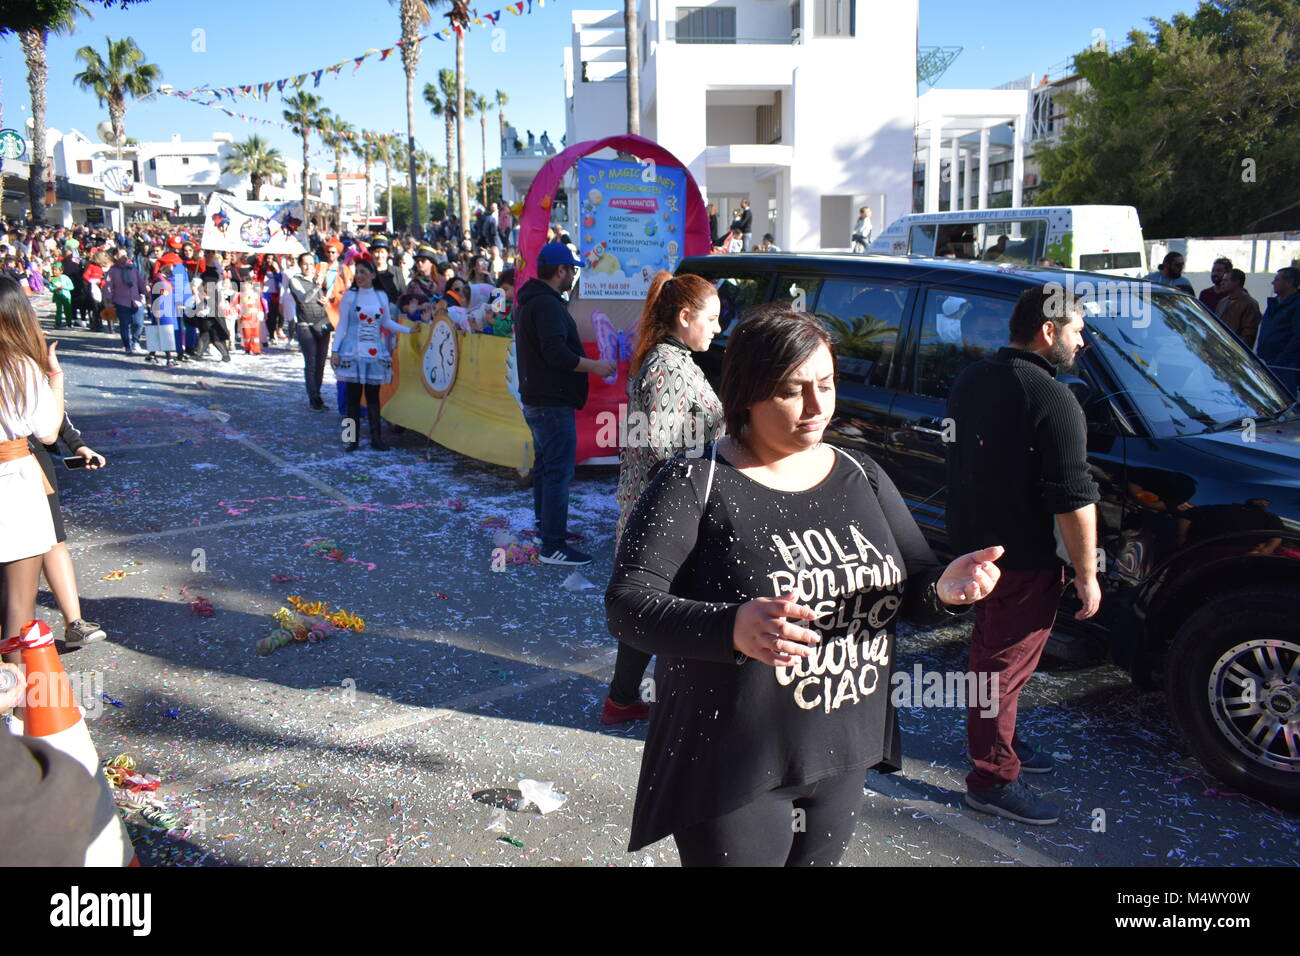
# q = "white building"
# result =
<box><xmin>555</xmin><ymin>1</ymin><xmax>917</xmax><ymax>250</ymax></box>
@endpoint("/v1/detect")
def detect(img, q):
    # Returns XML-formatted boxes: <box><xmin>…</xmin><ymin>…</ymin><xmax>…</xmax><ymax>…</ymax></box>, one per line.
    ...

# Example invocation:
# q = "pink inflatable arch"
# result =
<box><xmin>516</xmin><ymin>134</ymin><xmax>711</xmax><ymax>285</ymax></box>
<box><xmin>515</xmin><ymin>135</ymin><xmax>712</xmax><ymax>464</ymax></box>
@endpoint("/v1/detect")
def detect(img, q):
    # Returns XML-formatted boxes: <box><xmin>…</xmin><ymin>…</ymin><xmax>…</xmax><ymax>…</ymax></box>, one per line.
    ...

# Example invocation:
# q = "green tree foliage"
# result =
<box><xmin>0</xmin><ymin>0</ymin><xmax>144</xmax><ymax>33</ymax></box>
<box><xmin>1035</xmin><ymin>0</ymin><xmax>1300</xmax><ymax>235</ymax></box>
<box><xmin>381</xmin><ymin>186</ymin><xmax>413</xmax><ymax>231</ymax></box>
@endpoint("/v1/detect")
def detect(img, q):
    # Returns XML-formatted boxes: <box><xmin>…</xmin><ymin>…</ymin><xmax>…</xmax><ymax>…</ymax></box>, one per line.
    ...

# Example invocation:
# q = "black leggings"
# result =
<box><xmin>609</xmin><ymin>641</ymin><xmax>652</xmax><ymax>705</ymax></box>
<box><xmin>672</xmin><ymin>770</ymin><xmax>864</xmax><ymax>867</ymax></box>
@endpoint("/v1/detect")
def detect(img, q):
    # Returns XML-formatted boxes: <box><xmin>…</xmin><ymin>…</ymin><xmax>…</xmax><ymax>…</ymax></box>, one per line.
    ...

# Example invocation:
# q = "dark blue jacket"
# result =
<box><xmin>1255</xmin><ymin>293</ymin><xmax>1300</xmax><ymax>390</ymax></box>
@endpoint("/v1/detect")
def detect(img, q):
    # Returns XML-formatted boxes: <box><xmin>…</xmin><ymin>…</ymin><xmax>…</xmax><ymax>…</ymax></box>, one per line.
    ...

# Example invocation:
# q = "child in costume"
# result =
<box><xmin>50</xmin><ymin>263</ymin><xmax>74</xmax><ymax>328</ymax></box>
<box><xmin>330</xmin><ymin>257</ymin><xmax>413</xmax><ymax>452</ymax></box>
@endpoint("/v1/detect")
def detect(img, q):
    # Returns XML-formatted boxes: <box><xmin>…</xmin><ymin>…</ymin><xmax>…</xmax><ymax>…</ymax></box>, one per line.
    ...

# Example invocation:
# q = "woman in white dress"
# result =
<box><xmin>0</xmin><ymin>277</ymin><xmax>64</xmax><ymax>662</ymax></box>
<box><xmin>330</xmin><ymin>258</ymin><xmax>412</xmax><ymax>452</ymax></box>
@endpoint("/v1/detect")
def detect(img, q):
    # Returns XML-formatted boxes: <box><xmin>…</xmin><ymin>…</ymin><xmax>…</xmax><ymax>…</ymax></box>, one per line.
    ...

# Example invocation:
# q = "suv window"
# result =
<box><xmin>813</xmin><ymin>279</ymin><xmax>909</xmax><ymax>387</ymax></box>
<box><xmin>713</xmin><ymin>275</ymin><xmax>765</xmax><ymax>337</ymax></box>
<box><xmin>774</xmin><ymin>275</ymin><xmax>822</xmax><ymax>313</ymax></box>
<box><xmin>915</xmin><ymin>289</ymin><xmax>1015</xmax><ymax>399</ymax></box>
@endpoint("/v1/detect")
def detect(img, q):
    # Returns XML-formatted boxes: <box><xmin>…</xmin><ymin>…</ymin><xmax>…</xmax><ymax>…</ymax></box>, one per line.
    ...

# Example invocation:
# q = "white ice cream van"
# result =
<box><xmin>868</xmin><ymin>205</ymin><xmax>1147</xmax><ymax>277</ymax></box>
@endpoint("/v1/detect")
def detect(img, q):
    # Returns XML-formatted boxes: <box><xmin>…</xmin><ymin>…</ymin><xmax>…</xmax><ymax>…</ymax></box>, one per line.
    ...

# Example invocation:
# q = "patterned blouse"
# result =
<box><xmin>614</xmin><ymin>337</ymin><xmax>726</xmax><ymax>544</ymax></box>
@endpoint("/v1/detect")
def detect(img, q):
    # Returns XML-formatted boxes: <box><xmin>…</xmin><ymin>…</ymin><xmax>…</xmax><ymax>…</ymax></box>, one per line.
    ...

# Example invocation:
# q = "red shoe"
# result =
<box><xmin>601</xmin><ymin>696</ymin><xmax>650</xmax><ymax>725</ymax></box>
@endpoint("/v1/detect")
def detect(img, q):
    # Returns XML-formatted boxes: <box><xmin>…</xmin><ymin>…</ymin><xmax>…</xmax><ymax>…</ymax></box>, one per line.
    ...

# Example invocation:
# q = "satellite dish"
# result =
<box><xmin>96</xmin><ymin>121</ymin><xmax>126</xmax><ymax>146</ymax></box>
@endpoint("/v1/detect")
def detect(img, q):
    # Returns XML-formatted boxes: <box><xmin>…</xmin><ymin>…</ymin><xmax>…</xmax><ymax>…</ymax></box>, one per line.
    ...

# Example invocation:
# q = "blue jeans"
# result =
<box><xmin>522</xmin><ymin>404</ymin><xmax>577</xmax><ymax>552</ymax></box>
<box><xmin>115</xmin><ymin>305</ymin><xmax>143</xmax><ymax>352</ymax></box>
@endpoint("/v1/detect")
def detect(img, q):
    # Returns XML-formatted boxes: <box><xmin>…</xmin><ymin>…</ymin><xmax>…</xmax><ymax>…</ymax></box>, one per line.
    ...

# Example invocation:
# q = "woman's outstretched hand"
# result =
<box><xmin>935</xmin><ymin>545</ymin><xmax>1004</xmax><ymax>605</ymax></box>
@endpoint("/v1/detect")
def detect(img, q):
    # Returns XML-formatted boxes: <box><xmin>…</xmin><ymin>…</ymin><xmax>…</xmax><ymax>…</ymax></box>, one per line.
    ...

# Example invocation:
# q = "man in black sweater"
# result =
<box><xmin>946</xmin><ymin>284</ymin><xmax>1100</xmax><ymax>826</ymax></box>
<box><xmin>515</xmin><ymin>242</ymin><xmax>615</xmax><ymax>566</ymax></box>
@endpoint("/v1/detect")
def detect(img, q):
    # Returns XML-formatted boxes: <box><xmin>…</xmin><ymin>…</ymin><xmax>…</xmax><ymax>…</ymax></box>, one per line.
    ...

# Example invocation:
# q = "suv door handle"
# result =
<box><xmin>904</xmin><ymin>422</ymin><xmax>947</xmax><ymax>439</ymax></box>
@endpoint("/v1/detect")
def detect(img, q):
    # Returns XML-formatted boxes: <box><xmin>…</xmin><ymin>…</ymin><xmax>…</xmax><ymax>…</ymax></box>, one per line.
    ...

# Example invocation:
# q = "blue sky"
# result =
<box><xmin>1</xmin><ymin>0</ymin><xmax>1200</xmax><ymax>177</ymax></box>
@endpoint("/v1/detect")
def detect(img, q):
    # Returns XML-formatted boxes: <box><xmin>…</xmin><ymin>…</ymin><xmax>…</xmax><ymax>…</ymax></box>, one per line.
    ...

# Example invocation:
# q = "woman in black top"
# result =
<box><xmin>606</xmin><ymin>309</ymin><xmax>1004</xmax><ymax>866</ymax></box>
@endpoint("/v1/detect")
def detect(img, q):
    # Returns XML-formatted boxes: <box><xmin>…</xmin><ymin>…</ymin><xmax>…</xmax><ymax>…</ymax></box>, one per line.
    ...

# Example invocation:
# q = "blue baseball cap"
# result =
<box><xmin>537</xmin><ymin>241</ymin><xmax>581</xmax><ymax>267</ymax></box>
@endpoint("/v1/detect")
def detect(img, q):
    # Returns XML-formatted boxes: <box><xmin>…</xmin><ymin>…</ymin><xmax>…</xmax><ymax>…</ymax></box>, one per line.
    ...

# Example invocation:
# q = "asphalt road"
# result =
<box><xmin>27</xmin><ymin>298</ymin><xmax>1300</xmax><ymax>867</ymax></box>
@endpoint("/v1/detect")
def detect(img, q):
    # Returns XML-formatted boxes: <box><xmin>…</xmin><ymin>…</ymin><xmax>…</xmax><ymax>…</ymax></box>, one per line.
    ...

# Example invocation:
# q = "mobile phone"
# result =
<box><xmin>62</xmin><ymin>455</ymin><xmax>88</xmax><ymax>469</ymax></box>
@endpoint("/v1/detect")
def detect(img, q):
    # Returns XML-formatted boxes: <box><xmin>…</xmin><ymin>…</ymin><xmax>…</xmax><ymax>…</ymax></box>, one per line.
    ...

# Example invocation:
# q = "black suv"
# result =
<box><xmin>679</xmin><ymin>252</ymin><xmax>1300</xmax><ymax>810</ymax></box>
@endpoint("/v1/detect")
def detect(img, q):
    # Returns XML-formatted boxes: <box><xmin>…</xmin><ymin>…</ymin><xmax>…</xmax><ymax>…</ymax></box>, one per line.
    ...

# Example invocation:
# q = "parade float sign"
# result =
<box><xmin>200</xmin><ymin>195</ymin><xmax>308</xmax><ymax>255</ymax></box>
<box><xmin>575</xmin><ymin>157</ymin><xmax>686</xmax><ymax>299</ymax></box>
<box><xmin>380</xmin><ymin>134</ymin><xmax>711</xmax><ymax>468</ymax></box>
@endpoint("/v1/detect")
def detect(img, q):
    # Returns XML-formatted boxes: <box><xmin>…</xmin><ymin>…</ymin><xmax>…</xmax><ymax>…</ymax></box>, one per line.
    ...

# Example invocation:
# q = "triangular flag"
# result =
<box><xmin>313</xmin><ymin>69</ymin><xmax>324</xmax><ymax>87</ymax></box>
<box><xmin>380</xmin><ymin>47</ymin><xmax>393</xmax><ymax>60</ymax></box>
<box><xmin>276</xmin><ymin>78</ymin><xmax>288</xmax><ymax>92</ymax></box>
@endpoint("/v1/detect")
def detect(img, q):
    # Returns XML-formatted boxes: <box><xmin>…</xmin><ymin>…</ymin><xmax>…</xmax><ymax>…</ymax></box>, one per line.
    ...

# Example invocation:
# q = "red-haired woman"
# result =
<box><xmin>601</xmin><ymin>271</ymin><xmax>726</xmax><ymax>725</ymax></box>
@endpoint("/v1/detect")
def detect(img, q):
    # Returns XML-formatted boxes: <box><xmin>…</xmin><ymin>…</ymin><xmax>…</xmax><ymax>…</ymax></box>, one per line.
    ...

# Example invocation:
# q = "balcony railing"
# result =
<box><xmin>677</xmin><ymin>35</ymin><xmax>799</xmax><ymax>43</ymax></box>
<box><xmin>501</xmin><ymin>140</ymin><xmax>556</xmax><ymax>159</ymax></box>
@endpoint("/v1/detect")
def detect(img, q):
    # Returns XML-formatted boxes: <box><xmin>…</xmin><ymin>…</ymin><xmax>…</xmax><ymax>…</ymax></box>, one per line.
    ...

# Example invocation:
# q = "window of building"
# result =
<box><xmin>915</xmin><ymin>289</ymin><xmax>1015</xmax><ymax>399</ymax></box>
<box><xmin>813</xmin><ymin>279</ymin><xmax>910</xmax><ymax>386</ymax></box>
<box><xmin>641</xmin><ymin>22</ymin><xmax>648</xmax><ymax>62</ymax></box>
<box><xmin>791</xmin><ymin>0</ymin><xmax>801</xmax><ymax>37</ymax></box>
<box><xmin>814</xmin><ymin>0</ymin><xmax>854</xmax><ymax>36</ymax></box>
<box><xmin>756</xmin><ymin>92</ymin><xmax>782</xmax><ymax>144</ymax></box>
<box><xmin>75</xmin><ymin>159</ymin><xmax>92</xmax><ymax>175</ymax></box>
<box><xmin>181</xmin><ymin>157</ymin><xmax>190</xmax><ymax>165</ymax></box>
<box><xmin>181</xmin><ymin>193</ymin><xmax>202</xmax><ymax>205</ymax></box>
<box><xmin>676</xmin><ymin>6</ymin><xmax>736</xmax><ymax>43</ymax></box>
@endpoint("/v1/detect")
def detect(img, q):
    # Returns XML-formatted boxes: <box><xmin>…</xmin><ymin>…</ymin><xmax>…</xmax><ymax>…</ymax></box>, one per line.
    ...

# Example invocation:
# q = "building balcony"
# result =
<box><xmin>701</xmin><ymin>144</ymin><xmax>794</xmax><ymax>167</ymax></box>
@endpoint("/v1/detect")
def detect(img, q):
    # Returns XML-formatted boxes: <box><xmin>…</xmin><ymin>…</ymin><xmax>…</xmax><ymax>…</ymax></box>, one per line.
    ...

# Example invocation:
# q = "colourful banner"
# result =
<box><xmin>200</xmin><ymin>195</ymin><xmax>309</xmax><ymax>255</ymax></box>
<box><xmin>576</xmin><ymin>157</ymin><xmax>686</xmax><ymax>300</ymax></box>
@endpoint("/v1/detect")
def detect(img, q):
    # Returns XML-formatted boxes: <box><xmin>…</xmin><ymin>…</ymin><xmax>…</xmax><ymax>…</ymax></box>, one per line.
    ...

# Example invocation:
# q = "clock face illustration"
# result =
<box><xmin>421</xmin><ymin>315</ymin><xmax>459</xmax><ymax>398</ymax></box>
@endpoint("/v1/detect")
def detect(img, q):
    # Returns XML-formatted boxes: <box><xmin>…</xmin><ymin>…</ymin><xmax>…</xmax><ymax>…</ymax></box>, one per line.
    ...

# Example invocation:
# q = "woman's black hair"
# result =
<box><xmin>719</xmin><ymin>305</ymin><xmax>835</xmax><ymax>439</ymax></box>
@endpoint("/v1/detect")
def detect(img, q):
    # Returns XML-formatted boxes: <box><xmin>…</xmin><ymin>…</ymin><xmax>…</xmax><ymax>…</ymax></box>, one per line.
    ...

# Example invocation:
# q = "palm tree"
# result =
<box><xmin>494</xmin><ymin>89</ymin><xmax>508</xmax><ymax>152</ymax></box>
<box><xmin>321</xmin><ymin>116</ymin><xmax>355</xmax><ymax>230</ymax></box>
<box><xmin>471</xmin><ymin>91</ymin><xmax>490</xmax><ymax>207</ymax></box>
<box><xmin>71</xmin><ymin>36</ymin><xmax>161</xmax><ymax>147</ymax></box>
<box><xmin>4</xmin><ymin>2</ymin><xmax>92</xmax><ymax>224</ymax></box>
<box><xmin>426</xmin><ymin>153</ymin><xmax>443</xmax><ymax>216</ymax></box>
<box><xmin>624</xmin><ymin>0</ymin><xmax>639</xmax><ymax>135</ymax></box>
<box><xmin>374</xmin><ymin>136</ymin><xmax>396</xmax><ymax>230</ymax></box>
<box><xmin>447</xmin><ymin>0</ymin><xmax>472</xmax><ymax>231</ymax></box>
<box><xmin>390</xmin><ymin>0</ymin><xmax>437</xmax><ymax>236</ymax></box>
<box><xmin>282</xmin><ymin>91</ymin><xmax>328</xmax><ymax>222</ymax></box>
<box><xmin>352</xmin><ymin>135</ymin><xmax>378</xmax><ymax>228</ymax></box>
<box><xmin>221</xmin><ymin>135</ymin><xmax>287</xmax><ymax>200</ymax></box>
<box><xmin>424</xmin><ymin>71</ymin><xmax>459</xmax><ymax>218</ymax></box>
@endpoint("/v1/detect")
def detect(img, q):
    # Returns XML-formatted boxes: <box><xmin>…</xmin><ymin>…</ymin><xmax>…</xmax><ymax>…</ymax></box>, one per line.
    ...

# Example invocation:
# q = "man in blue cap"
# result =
<box><xmin>516</xmin><ymin>242</ymin><xmax>616</xmax><ymax>566</ymax></box>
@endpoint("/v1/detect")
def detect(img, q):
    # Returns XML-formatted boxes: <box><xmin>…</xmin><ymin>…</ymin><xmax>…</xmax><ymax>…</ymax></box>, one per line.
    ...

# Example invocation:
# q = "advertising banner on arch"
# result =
<box><xmin>200</xmin><ymin>194</ymin><xmax>308</xmax><ymax>255</ymax></box>
<box><xmin>576</xmin><ymin>157</ymin><xmax>686</xmax><ymax>299</ymax></box>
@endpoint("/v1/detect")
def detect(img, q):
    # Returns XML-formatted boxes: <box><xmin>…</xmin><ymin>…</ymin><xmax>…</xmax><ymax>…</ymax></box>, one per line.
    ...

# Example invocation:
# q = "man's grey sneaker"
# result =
<box><xmin>1014</xmin><ymin>739</ymin><xmax>1055</xmax><ymax>774</ymax></box>
<box><xmin>965</xmin><ymin>780</ymin><xmax>1060</xmax><ymax>825</ymax></box>
<box><xmin>539</xmin><ymin>547</ymin><xmax>593</xmax><ymax>567</ymax></box>
<box><xmin>63</xmin><ymin>619</ymin><xmax>107</xmax><ymax>647</ymax></box>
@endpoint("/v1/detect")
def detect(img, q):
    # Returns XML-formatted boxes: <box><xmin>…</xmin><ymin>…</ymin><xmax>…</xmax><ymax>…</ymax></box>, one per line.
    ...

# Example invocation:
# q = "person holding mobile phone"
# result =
<box><xmin>29</xmin><ymin>411</ymin><xmax>107</xmax><ymax>648</ymax></box>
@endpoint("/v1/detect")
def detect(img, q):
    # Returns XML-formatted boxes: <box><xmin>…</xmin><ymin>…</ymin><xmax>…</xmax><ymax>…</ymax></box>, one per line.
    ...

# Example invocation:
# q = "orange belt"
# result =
<box><xmin>0</xmin><ymin>437</ymin><xmax>55</xmax><ymax>494</ymax></box>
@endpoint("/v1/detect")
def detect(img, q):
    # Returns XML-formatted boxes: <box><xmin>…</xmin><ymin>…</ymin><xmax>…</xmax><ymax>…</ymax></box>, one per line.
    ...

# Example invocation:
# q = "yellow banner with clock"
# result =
<box><xmin>379</xmin><ymin>313</ymin><xmax>534</xmax><ymax>470</ymax></box>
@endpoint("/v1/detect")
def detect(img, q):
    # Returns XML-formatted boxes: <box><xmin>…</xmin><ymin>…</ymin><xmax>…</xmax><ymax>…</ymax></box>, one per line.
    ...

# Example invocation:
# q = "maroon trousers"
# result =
<box><xmin>966</xmin><ymin>566</ymin><xmax>1064</xmax><ymax>792</ymax></box>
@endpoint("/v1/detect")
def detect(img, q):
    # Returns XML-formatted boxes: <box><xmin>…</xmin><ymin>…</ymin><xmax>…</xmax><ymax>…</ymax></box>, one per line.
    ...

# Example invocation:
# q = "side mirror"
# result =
<box><xmin>1060</xmin><ymin>374</ymin><xmax>1094</xmax><ymax>407</ymax></box>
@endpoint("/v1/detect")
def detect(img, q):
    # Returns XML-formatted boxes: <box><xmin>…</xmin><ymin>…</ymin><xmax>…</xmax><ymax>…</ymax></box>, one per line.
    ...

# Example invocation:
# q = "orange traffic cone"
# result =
<box><xmin>11</xmin><ymin>620</ymin><xmax>137</xmax><ymax>866</ymax></box>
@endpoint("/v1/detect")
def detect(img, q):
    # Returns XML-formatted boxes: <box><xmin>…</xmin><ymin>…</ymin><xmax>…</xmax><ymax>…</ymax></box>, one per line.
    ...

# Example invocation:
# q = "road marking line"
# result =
<box><xmin>68</xmin><ymin>506</ymin><xmax>342</xmax><ymax>550</ymax></box>
<box><xmin>229</xmin><ymin>434</ymin><xmax>359</xmax><ymax>508</ymax></box>
<box><xmin>867</xmin><ymin>763</ymin><xmax>1060</xmax><ymax>867</ymax></box>
<box><xmin>168</xmin><ymin>648</ymin><xmax>618</xmax><ymax>794</ymax></box>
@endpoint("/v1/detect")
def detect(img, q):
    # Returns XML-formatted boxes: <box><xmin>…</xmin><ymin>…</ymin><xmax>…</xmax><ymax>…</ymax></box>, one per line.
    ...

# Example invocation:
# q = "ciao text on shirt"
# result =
<box><xmin>767</xmin><ymin>526</ymin><xmax>902</xmax><ymax>714</ymax></box>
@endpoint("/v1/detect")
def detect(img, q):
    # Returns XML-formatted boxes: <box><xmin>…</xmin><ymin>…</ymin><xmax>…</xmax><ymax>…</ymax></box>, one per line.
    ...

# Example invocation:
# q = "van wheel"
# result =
<box><xmin>1165</xmin><ymin>588</ymin><xmax>1300</xmax><ymax>811</ymax></box>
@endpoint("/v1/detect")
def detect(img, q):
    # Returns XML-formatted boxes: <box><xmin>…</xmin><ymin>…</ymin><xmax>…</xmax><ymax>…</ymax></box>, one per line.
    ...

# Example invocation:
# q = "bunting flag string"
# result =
<box><xmin>157</xmin><ymin>0</ymin><xmax>561</xmax><ymax>104</ymax></box>
<box><xmin>160</xmin><ymin>90</ymin><xmax>401</xmax><ymax>152</ymax></box>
